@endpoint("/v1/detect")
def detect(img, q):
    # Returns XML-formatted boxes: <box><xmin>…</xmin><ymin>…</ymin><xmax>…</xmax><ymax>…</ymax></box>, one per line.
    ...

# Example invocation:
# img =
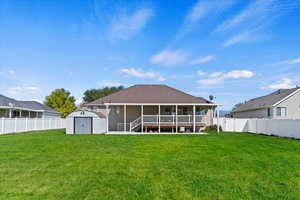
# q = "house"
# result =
<box><xmin>67</xmin><ymin>85</ymin><xmax>221</xmax><ymax>134</ymax></box>
<box><xmin>0</xmin><ymin>94</ymin><xmax>60</xmax><ymax>118</ymax></box>
<box><xmin>231</xmin><ymin>87</ymin><xmax>300</xmax><ymax>119</ymax></box>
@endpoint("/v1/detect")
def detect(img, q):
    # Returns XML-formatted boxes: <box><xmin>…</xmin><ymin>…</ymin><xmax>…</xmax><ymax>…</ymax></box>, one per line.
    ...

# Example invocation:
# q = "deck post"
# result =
<box><xmin>217</xmin><ymin>107</ymin><xmax>220</xmax><ymax>133</ymax></box>
<box><xmin>175</xmin><ymin>105</ymin><xmax>178</xmax><ymax>133</ymax></box>
<box><xmin>9</xmin><ymin>109</ymin><xmax>12</xmax><ymax>118</ymax></box>
<box><xmin>141</xmin><ymin>105</ymin><xmax>144</xmax><ymax>133</ymax></box>
<box><xmin>124</xmin><ymin>104</ymin><xmax>126</xmax><ymax>133</ymax></box>
<box><xmin>193</xmin><ymin>105</ymin><xmax>196</xmax><ymax>133</ymax></box>
<box><xmin>106</xmin><ymin>105</ymin><xmax>109</xmax><ymax>134</ymax></box>
<box><xmin>158</xmin><ymin>105</ymin><xmax>161</xmax><ymax>133</ymax></box>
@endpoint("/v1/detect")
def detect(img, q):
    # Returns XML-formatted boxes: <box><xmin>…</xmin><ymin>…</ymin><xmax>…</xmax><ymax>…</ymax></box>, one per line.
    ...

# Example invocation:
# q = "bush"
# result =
<box><xmin>204</xmin><ymin>125</ymin><xmax>222</xmax><ymax>132</ymax></box>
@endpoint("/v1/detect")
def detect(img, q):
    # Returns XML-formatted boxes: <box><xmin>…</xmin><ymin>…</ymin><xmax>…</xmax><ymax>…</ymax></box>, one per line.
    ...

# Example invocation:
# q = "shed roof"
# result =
<box><xmin>0</xmin><ymin>94</ymin><xmax>60</xmax><ymax>114</ymax></box>
<box><xmin>86</xmin><ymin>85</ymin><xmax>212</xmax><ymax>105</ymax></box>
<box><xmin>234</xmin><ymin>87</ymin><xmax>300</xmax><ymax>112</ymax></box>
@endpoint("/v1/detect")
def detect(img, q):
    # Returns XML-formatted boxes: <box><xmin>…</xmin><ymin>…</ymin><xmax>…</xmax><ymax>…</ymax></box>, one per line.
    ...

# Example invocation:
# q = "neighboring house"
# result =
<box><xmin>70</xmin><ymin>84</ymin><xmax>220</xmax><ymax>134</ymax></box>
<box><xmin>0</xmin><ymin>94</ymin><xmax>60</xmax><ymax>118</ymax></box>
<box><xmin>232</xmin><ymin>87</ymin><xmax>300</xmax><ymax>119</ymax></box>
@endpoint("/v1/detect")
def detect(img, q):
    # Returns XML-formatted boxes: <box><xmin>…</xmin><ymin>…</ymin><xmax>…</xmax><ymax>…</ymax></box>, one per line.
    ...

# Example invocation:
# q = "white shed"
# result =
<box><xmin>66</xmin><ymin>110</ymin><xmax>106</xmax><ymax>134</ymax></box>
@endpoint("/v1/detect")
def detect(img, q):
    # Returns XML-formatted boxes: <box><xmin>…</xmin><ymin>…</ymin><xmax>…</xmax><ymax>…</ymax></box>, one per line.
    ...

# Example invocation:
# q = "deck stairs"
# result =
<box><xmin>129</xmin><ymin>117</ymin><xmax>142</xmax><ymax>132</ymax></box>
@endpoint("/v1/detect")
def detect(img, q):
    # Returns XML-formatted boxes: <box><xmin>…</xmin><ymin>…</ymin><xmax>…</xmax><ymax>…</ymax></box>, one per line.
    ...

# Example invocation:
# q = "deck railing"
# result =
<box><xmin>143</xmin><ymin>115</ymin><xmax>208</xmax><ymax>126</ymax></box>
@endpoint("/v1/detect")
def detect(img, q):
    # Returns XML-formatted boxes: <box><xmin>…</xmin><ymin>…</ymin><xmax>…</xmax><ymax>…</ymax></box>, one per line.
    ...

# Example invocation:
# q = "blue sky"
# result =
<box><xmin>1</xmin><ymin>0</ymin><xmax>300</xmax><ymax>110</ymax></box>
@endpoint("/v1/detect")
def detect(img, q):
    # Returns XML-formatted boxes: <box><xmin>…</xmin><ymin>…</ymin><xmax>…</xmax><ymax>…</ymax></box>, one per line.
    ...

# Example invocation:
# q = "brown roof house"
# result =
<box><xmin>72</xmin><ymin>84</ymin><xmax>221</xmax><ymax>134</ymax></box>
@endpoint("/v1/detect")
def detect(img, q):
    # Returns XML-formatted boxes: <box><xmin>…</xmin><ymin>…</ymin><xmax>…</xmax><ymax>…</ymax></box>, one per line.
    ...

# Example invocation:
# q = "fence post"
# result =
<box><xmin>42</xmin><ymin>118</ymin><xmax>45</xmax><ymax>130</ymax></box>
<box><xmin>14</xmin><ymin>118</ymin><xmax>17</xmax><ymax>133</ymax></box>
<box><xmin>233</xmin><ymin>118</ymin><xmax>236</xmax><ymax>132</ymax></box>
<box><xmin>256</xmin><ymin>119</ymin><xmax>258</xmax><ymax>133</ymax></box>
<box><xmin>35</xmin><ymin>118</ymin><xmax>37</xmax><ymax>130</ymax></box>
<box><xmin>25</xmin><ymin>118</ymin><xmax>28</xmax><ymax>132</ymax></box>
<box><xmin>1</xmin><ymin>117</ymin><xmax>4</xmax><ymax>134</ymax></box>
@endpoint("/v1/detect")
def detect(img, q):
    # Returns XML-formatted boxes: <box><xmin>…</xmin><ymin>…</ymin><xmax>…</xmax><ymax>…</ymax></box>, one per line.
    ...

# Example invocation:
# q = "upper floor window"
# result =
<box><xmin>276</xmin><ymin>107</ymin><xmax>287</xmax><ymax>117</ymax></box>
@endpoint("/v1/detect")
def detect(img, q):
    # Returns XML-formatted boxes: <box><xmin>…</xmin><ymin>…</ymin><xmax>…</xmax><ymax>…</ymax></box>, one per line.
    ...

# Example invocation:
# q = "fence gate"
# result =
<box><xmin>74</xmin><ymin>117</ymin><xmax>92</xmax><ymax>134</ymax></box>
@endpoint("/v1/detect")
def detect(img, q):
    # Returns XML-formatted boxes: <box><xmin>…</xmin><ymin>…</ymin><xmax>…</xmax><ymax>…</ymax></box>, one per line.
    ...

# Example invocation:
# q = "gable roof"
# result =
<box><xmin>0</xmin><ymin>94</ymin><xmax>60</xmax><ymax>114</ymax></box>
<box><xmin>86</xmin><ymin>85</ymin><xmax>212</xmax><ymax>105</ymax></box>
<box><xmin>234</xmin><ymin>87</ymin><xmax>300</xmax><ymax>112</ymax></box>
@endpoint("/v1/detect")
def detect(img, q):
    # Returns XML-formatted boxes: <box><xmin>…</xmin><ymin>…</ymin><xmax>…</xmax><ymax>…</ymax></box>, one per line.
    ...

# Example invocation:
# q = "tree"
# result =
<box><xmin>45</xmin><ymin>89</ymin><xmax>77</xmax><ymax>118</ymax></box>
<box><xmin>83</xmin><ymin>86</ymin><xmax>124</xmax><ymax>103</ymax></box>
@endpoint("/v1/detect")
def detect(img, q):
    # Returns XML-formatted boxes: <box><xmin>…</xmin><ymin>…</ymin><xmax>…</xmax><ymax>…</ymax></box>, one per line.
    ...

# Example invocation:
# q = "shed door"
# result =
<box><xmin>74</xmin><ymin>117</ymin><xmax>92</xmax><ymax>134</ymax></box>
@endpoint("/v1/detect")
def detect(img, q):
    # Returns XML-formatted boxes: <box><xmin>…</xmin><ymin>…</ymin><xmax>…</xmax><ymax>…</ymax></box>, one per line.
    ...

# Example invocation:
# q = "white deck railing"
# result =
<box><xmin>143</xmin><ymin>115</ymin><xmax>208</xmax><ymax>125</ymax></box>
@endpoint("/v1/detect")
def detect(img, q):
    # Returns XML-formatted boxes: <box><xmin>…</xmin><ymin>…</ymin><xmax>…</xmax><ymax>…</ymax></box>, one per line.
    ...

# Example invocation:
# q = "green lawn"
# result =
<box><xmin>0</xmin><ymin>130</ymin><xmax>300</xmax><ymax>200</ymax></box>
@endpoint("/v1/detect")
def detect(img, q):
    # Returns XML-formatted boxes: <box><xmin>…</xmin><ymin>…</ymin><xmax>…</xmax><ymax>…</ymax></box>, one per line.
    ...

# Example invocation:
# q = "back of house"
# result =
<box><xmin>67</xmin><ymin>84</ymin><xmax>220</xmax><ymax>134</ymax></box>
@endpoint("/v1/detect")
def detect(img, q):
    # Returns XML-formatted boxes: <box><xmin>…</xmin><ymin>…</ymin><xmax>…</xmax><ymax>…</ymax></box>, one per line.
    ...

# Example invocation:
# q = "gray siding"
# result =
<box><xmin>276</xmin><ymin>90</ymin><xmax>300</xmax><ymax>118</ymax></box>
<box><xmin>232</xmin><ymin>108</ymin><xmax>269</xmax><ymax>118</ymax></box>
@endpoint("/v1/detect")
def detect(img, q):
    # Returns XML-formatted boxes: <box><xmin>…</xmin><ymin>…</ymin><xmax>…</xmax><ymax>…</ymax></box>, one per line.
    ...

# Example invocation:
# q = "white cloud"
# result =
<box><xmin>120</xmin><ymin>68</ymin><xmax>165</xmax><ymax>81</ymax></box>
<box><xmin>8</xmin><ymin>86</ymin><xmax>40</xmax><ymax>94</ymax></box>
<box><xmin>222</xmin><ymin>31</ymin><xmax>261</xmax><ymax>47</ymax></box>
<box><xmin>197</xmin><ymin>71</ymin><xmax>206</xmax><ymax>76</ymax></box>
<box><xmin>0</xmin><ymin>69</ymin><xmax>16</xmax><ymax>77</ymax></box>
<box><xmin>197</xmin><ymin>78</ymin><xmax>224</xmax><ymax>85</ymax></box>
<box><xmin>150</xmin><ymin>50</ymin><xmax>188</xmax><ymax>66</ymax></box>
<box><xmin>170</xmin><ymin>74</ymin><xmax>193</xmax><ymax>79</ymax></box>
<box><xmin>109</xmin><ymin>8</ymin><xmax>154</xmax><ymax>40</ymax></box>
<box><xmin>262</xmin><ymin>78</ymin><xmax>296</xmax><ymax>90</ymax></box>
<box><xmin>278</xmin><ymin>57</ymin><xmax>300</xmax><ymax>65</ymax></box>
<box><xmin>217</xmin><ymin>0</ymin><xmax>300</xmax><ymax>32</ymax></box>
<box><xmin>224</xmin><ymin>70</ymin><xmax>254</xmax><ymax>79</ymax></box>
<box><xmin>198</xmin><ymin>70</ymin><xmax>254</xmax><ymax>85</ymax></box>
<box><xmin>8</xmin><ymin>70</ymin><xmax>16</xmax><ymax>76</ymax></box>
<box><xmin>218</xmin><ymin>0</ymin><xmax>300</xmax><ymax>47</ymax></box>
<box><xmin>176</xmin><ymin>0</ymin><xmax>236</xmax><ymax>39</ymax></box>
<box><xmin>97</xmin><ymin>81</ymin><xmax>125</xmax><ymax>87</ymax></box>
<box><xmin>210</xmin><ymin>72</ymin><xmax>223</xmax><ymax>78</ymax></box>
<box><xmin>217</xmin><ymin>0</ymin><xmax>272</xmax><ymax>32</ymax></box>
<box><xmin>186</xmin><ymin>0</ymin><xmax>236</xmax><ymax>24</ymax></box>
<box><xmin>190</xmin><ymin>55</ymin><xmax>215</xmax><ymax>65</ymax></box>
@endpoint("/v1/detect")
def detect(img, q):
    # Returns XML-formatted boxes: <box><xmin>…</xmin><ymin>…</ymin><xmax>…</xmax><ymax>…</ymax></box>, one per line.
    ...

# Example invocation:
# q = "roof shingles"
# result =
<box><xmin>234</xmin><ymin>87</ymin><xmax>300</xmax><ymax>112</ymax></box>
<box><xmin>0</xmin><ymin>94</ymin><xmax>60</xmax><ymax>113</ymax></box>
<box><xmin>86</xmin><ymin>85</ymin><xmax>212</xmax><ymax>105</ymax></box>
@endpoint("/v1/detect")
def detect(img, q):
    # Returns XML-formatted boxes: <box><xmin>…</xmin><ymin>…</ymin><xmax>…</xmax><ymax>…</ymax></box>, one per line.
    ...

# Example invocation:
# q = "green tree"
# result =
<box><xmin>45</xmin><ymin>88</ymin><xmax>77</xmax><ymax>118</ymax></box>
<box><xmin>83</xmin><ymin>86</ymin><xmax>124</xmax><ymax>103</ymax></box>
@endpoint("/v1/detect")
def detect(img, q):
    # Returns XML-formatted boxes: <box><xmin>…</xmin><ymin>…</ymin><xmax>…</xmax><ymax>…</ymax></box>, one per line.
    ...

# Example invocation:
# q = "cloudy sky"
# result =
<box><xmin>1</xmin><ymin>0</ymin><xmax>300</xmax><ymax>109</ymax></box>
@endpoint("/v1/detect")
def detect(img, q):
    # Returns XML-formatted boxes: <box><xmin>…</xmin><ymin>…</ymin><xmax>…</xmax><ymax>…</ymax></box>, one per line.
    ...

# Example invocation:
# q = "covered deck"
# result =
<box><xmin>106</xmin><ymin>103</ymin><xmax>221</xmax><ymax>134</ymax></box>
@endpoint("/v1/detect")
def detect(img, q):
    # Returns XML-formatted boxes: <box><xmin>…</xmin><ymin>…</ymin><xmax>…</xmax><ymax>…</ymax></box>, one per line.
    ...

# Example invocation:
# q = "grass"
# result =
<box><xmin>0</xmin><ymin>130</ymin><xmax>300</xmax><ymax>200</ymax></box>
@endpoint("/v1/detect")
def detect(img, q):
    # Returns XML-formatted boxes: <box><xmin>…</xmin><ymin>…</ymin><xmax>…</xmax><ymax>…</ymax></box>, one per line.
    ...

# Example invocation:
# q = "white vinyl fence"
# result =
<box><xmin>0</xmin><ymin>118</ymin><xmax>66</xmax><ymax>135</ymax></box>
<box><xmin>214</xmin><ymin>118</ymin><xmax>300</xmax><ymax>139</ymax></box>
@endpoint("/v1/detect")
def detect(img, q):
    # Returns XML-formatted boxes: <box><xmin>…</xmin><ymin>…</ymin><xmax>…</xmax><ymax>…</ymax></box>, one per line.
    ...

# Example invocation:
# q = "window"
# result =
<box><xmin>267</xmin><ymin>108</ymin><xmax>271</xmax><ymax>117</ymax></box>
<box><xmin>276</xmin><ymin>107</ymin><xmax>287</xmax><ymax>117</ymax></box>
<box><xmin>183</xmin><ymin>107</ymin><xmax>188</xmax><ymax>115</ymax></box>
<box><xmin>196</xmin><ymin>107</ymin><xmax>208</xmax><ymax>115</ymax></box>
<box><xmin>165</xmin><ymin>108</ymin><xmax>171</xmax><ymax>114</ymax></box>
